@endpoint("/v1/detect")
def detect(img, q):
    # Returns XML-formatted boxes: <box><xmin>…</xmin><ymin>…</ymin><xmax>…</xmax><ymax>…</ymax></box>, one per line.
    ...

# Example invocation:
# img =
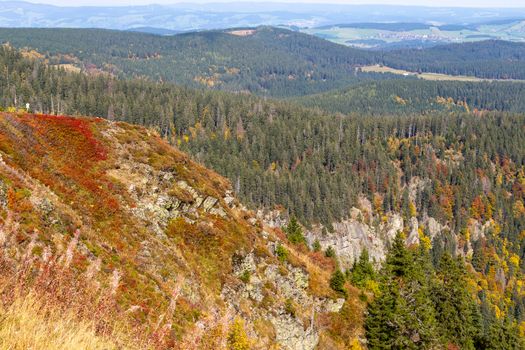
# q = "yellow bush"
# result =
<box><xmin>227</xmin><ymin>317</ymin><xmax>251</xmax><ymax>350</ymax></box>
<box><xmin>349</xmin><ymin>338</ymin><xmax>364</xmax><ymax>349</ymax></box>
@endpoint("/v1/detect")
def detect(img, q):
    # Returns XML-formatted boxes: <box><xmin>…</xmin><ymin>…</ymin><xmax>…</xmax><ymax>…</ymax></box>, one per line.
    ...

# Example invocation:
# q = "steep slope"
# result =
<box><xmin>293</xmin><ymin>79</ymin><xmax>525</xmax><ymax>115</ymax></box>
<box><xmin>0</xmin><ymin>112</ymin><xmax>361</xmax><ymax>349</ymax></box>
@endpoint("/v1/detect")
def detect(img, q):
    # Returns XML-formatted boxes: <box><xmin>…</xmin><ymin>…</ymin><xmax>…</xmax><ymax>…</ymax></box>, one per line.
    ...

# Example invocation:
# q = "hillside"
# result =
<box><xmin>293</xmin><ymin>79</ymin><xmax>525</xmax><ymax>115</ymax></box>
<box><xmin>0</xmin><ymin>112</ymin><xmax>362</xmax><ymax>349</ymax></box>
<box><xmin>2</xmin><ymin>113</ymin><xmax>524</xmax><ymax>349</ymax></box>
<box><xmin>382</xmin><ymin>40</ymin><xmax>525</xmax><ymax>80</ymax></box>
<box><xmin>1</xmin><ymin>42</ymin><xmax>525</xmax><ymax>348</ymax></box>
<box><xmin>0</xmin><ymin>27</ymin><xmax>381</xmax><ymax>97</ymax></box>
<box><xmin>2</xmin><ymin>27</ymin><xmax>524</xmax><ymax>98</ymax></box>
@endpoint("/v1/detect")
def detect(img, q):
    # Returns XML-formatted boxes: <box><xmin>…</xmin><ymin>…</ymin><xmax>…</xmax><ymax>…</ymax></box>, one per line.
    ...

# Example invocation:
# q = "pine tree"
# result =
<box><xmin>350</xmin><ymin>248</ymin><xmax>375</xmax><ymax>288</ymax></box>
<box><xmin>312</xmin><ymin>239</ymin><xmax>321</xmax><ymax>252</ymax></box>
<box><xmin>365</xmin><ymin>281</ymin><xmax>400</xmax><ymax>349</ymax></box>
<box><xmin>366</xmin><ymin>232</ymin><xmax>439</xmax><ymax>349</ymax></box>
<box><xmin>330</xmin><ymin>269</ymin><xmax>347</xmax><ymax>297</ymax></box>
<box><xmin>386</xmin><ymin>232</ymin><xmax>412</xmax><ymax>278</ymax></box>
<box><xmin>432</xmin><ymin>253</ymin><xmax>477</xmax><ymax>349</ymax></box>
<box><xmin>285</xmin><ymin>216</ymin><xmax>306</xmax><ymax>245</ymax></box>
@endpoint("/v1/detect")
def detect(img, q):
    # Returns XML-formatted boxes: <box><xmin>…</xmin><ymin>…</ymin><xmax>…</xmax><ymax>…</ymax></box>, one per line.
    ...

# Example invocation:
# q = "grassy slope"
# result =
<box><xmin>0</xmin><ymin>112</ymin><xmax>363</xmax><ymax>349</ymax></box>
<box><xmin>0</xmin><ymin>294</ymin><xmax>125</xmax><ymax>350</ymax></box>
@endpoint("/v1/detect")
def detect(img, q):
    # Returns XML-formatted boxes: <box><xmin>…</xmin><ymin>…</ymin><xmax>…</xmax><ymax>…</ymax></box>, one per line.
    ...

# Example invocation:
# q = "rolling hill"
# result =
<box><xmin>0</xmin><ymin>26</ymin><xmax>382</xmax><ymax>97</ymax></box>
<box><xmin>304</xmin><ymin>18</ymin><xmax>525</xmax><ymax>49</ymax></box>
<box><xmin>382</xmin><ymin>40</ymin><xmax>525</xmax><ymax>80</ymax></box>
<box><xmin>2</xmin><ymin>1</ymin><xmax>525</xmax><ymax>31</ymax></box>
<box><xmin>1</xmin><ymin>26</ymin><xmax>524</xmax><ymax>98</ymax></box>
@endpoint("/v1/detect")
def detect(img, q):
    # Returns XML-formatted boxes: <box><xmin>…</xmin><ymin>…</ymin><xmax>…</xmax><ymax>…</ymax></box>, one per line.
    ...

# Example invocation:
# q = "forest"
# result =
<box><xmin>1</xmin><ymin>42</ymin><xmax>525</xmax><ymax>348</ymax></box>
<box><xmin>382</xmin><ymin>40</ymin><xmax>525</xmax><ymax>80</ymax></box>
<box><xmin>294</xmin><ymin>79</ymin><xmax>525</xmax><ymax>115</ymax></box>
<box><xmin>0</xmin><ymin>27</ymin><xmax>382</xmax><ymax>97</ymax></box>
<box><xmin>1</xmin><ymin>27</ymin><xmax>524</xmax><ymax>98</ymax></box>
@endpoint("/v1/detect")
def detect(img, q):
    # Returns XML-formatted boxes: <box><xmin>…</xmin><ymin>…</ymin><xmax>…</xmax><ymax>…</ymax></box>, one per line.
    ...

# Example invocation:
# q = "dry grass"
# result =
<box><xmin>0</xmin><ymin>238</ymin><xmax>148</xmax><ymax>350</ymax></box>
<box><xmin>0</xmin><ymin>294</ymin><xmax>123</xmax><ymax>350</ymax></box>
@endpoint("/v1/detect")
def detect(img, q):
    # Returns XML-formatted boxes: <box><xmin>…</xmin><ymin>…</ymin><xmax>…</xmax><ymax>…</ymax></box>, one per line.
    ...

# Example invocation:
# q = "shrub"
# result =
<box><xmin>325</xmin><ymin>246</ymin><xmax>336</xmax><ymax>259</ymax></box>
<box><xmin>239</xmin><ymin>270</ymin><xmax>251</xmax><ymax>283</ymax></box>
<box><xmin>330</xmin><ymin>269</ymin><xmax>347</xmax><ymax>298</ymax></box>
<box><xmin>275</xmin><ymin>244</ymin><xmax>288</xmax><ymax>263</ymax></box>
<box><xmin>227</xmin><ymin>317</ymin><xmax>251</xmax><ymax>350</ymax></box>
<box><xmin>284</xmin><ymin>298</ymin><xmax>296</xmax><ymax>317</ymax></box>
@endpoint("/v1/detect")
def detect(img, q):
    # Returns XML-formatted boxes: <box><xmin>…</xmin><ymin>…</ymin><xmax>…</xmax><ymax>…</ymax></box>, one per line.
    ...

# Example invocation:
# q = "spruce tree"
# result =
<box><xmin>432</xmin><ymin>253</ymin><xmax>477</xmax><ymax>349</ymax></box>
<box><xmin>350</xmin><ymin>248</ymin><xmax>375</xmax><ymax>288</ymax></box>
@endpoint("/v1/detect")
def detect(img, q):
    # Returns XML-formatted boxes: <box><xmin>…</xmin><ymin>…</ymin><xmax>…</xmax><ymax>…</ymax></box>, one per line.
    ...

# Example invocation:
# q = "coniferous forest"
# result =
<box><xmin>1</xmin><ymin>24</ymin><xmax>525</xmax><ymax>349</ymax></box>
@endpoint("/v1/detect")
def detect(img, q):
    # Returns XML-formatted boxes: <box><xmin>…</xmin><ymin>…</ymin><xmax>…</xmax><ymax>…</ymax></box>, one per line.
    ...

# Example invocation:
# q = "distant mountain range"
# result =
<box><xmin>1</xmin><ymin>1</ymin><xmax>525</xmax><ymax>32</ymax></box>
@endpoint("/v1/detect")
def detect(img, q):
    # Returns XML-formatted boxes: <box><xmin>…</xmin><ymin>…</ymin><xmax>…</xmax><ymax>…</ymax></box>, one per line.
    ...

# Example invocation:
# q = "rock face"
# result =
<box><xmin>406</xmin><ymin>217</ymin><xmax>420</xmax><ymax>246</ymax></box>
<box><xmin>257</xmin><ymin>209</ymin><xmax>288</xmax><ymax>229</ymax></box>
<box><xmin>305</xmin><ymin>210</ymin><xmax>403</xmax><ymax>268</ymax></box>
<box><xmin>271</xmin><ymin>314</ymin><xmax>318</xmax><ymax>350</ymax></box>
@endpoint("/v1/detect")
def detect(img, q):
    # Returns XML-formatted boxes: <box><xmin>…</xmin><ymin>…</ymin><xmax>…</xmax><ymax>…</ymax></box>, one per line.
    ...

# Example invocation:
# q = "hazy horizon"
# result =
<box><xmin>3</xmin><ymin>0</ymin><xmax>525</xmax><ymax>8</ymax></box>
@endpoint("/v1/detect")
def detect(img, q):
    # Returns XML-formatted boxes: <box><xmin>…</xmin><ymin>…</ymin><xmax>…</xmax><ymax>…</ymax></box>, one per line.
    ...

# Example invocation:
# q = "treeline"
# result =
<box><xmin>294</xmin><ymin>79</ymin><xmax>525</xmax><ymax>115</ymax></box>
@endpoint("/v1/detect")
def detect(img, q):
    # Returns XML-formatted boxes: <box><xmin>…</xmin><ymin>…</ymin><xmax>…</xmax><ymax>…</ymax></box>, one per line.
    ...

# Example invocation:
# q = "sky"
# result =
<box><xmin>12</xmin><ymin>0</ymin><xmax>525</xmax><ymax>8</ymax></box>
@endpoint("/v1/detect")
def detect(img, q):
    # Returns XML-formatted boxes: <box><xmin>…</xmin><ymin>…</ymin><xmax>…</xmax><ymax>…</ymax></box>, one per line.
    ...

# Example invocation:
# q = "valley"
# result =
<box><xmin>304</xmin><ymin>18</ymin><xmax>525</xmax><ymax>49</ymax></box>
<box><xmin>0</xmin><ymin>4</ymin><xmax>525</xmax><ymax>349</ymax></box>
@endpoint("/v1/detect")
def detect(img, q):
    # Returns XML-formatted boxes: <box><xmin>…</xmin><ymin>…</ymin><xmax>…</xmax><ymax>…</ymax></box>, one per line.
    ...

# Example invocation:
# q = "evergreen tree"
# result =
<box><xmin>330</xmin><ymin>269</ymin><xmax>347</xmax><ymax>298</ymax></box>
<box><xmin>285</xmin><ymin>216</ymin><xmax>306</xmax><ymax>245</ymax></box>
<box><xmin>366</xmin><ymin>232</ymin><xmax>439</xmax><ymax>349</ymax></box>
<box><xmin>432</xmin><ymin>253</ymin><xmax>477</xmax><ymax>349</ymax></box>
<box><xmin>385</xmin><ymin>232</ymin><xmax>412</xmax><ymax>278</ymax></box>
<box><xmin>350</xmin><ymin>248</ymin><xmax>375</xmax><ymax>288</ymax></box>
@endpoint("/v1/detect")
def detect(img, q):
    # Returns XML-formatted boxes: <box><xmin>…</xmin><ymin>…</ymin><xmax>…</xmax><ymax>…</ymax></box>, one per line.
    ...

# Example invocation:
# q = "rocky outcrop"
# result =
<box><xmin>305</xmin><ymin>210</ymin><xmax>403</xmax><ymax>268</ymax></box>
<box><xmin>406</xmin><ymin>217</ymin><xmax>420</xmax><ymax>246</ymax></box>
<box><xmin>224</xmin><ymin>236</ymin><xmax>345</xmax><ymax>350</ymax></box>
<box><xmin>257</xmin><ymin>209</ymin><xmax>288</xmax><ymax>229</ymax></box>
<box><xmin>424</xmin><ymin>216</ymin><xmax>446</xmax><ymax>239</ymax></box>
<box><xmin>270</xmin><ymin>314</ymin><xmax>318</xmax><ymax>350</ymax></box>
<box><xmin>469</xmin><ymin>219</ymin><xmax>492</xmax><ymax>242</ymax></box>
<box><xmin>104</xmin><ymin>126</ymin><xmax>228</xmax><ymax>238</ymax></box>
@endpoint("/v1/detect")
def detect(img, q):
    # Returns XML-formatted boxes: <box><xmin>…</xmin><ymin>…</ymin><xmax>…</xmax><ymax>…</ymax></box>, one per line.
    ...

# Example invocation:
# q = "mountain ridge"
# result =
<box><xmin>0</xmin><ymin>111</ymin><xmax>361</xmax><ymax>349</ymax></box>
